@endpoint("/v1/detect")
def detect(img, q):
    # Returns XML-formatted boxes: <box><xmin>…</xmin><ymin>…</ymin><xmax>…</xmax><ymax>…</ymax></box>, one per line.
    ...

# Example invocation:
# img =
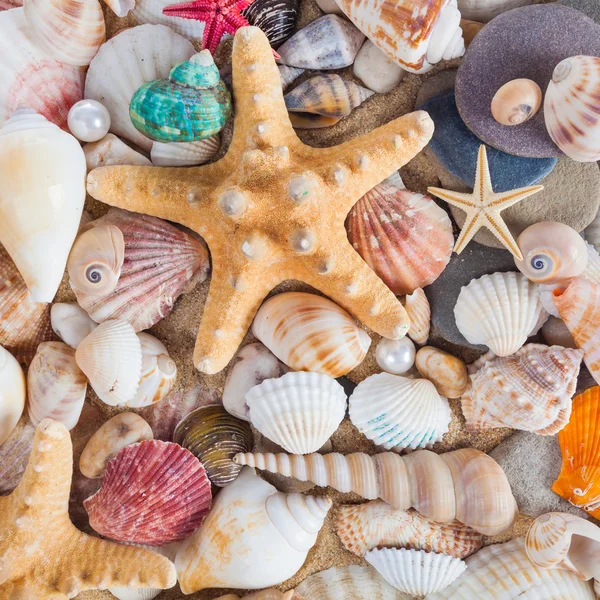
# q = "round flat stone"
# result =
<box><xmin>455</xmin><ymin>4</ymin><xmax>600</xmax><ymax>158</ymax></box>
<box><xmin>559</xmin><ymin>0</ymin><xmax>600</xmax><ymax>23</ymax></box>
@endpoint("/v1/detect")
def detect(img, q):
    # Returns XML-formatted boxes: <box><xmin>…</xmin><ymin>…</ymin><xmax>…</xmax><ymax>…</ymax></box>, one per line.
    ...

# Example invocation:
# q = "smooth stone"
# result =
<box><xmin>558</xmin><ymin>0</ymin><xmax>600</xmax><ymax>23</ymax></box>
<box><xmin>353</xmin><ymin>40</ymin><xmax>406</xmax><ymax>94</ymax></box>
<box><xmin>489</xmin><ymin>430</ymin><xmax>590</xmax><ymax>519</ymax></box>
<box><xmin>455</xmin><ymin>4</ymin><xmax>600</xmax><ymax>158</ymax></box>
<box><xmin>415</xmin><ymin>69</ymin><xmax>458</xmax><ymax>108</ymax></box>
<box><xmin>418</xmin><ymin>90</ymin><xmax>557</xmax><ymax>192</ymax></box>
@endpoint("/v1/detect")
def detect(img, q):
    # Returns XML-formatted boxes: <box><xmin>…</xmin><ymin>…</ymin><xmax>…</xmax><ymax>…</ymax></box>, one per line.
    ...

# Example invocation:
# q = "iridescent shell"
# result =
<box><xmin>242</xmin><ymin>0</ymin><xmax>298</xmax><ymax>47</ymax></box>
<box><xmin>415</xmin><ymin>346</ymin><xmax>468</xmax><ymax>399</ymax></box>
<box><xmin>0</xmin><ymin>417</ymin><xmax>34</xmax><ymax>494</ymax></box>
<box><xmin>346</xmin><ymin>182</ymin><xmax>454</xmax><ymax>295</ymax></box>
<box><xmin>0</xmin><ymin>346</ymin><xmax>26</xmax><ymax>446</ymax></box>
<box><xmin>83</xmin><ymin>133</ymin><xmax>152</xmax><ymax>171</ymax></box>
<box><xmin>84</xmin><ymin>440</ymin><xmax>212</xmax><ymax>545</ymax></box>
<box><xmin>405</xmin><ymin>288</ymin><xmax>430</xmax><ymax>346</ymax></box>
<box><xmin>174</xmin><ymin>404</ymin><xmax>253</xmax><ymax>486</ymax></box>
<box><xmin>490</xmin><ymin>78</ymin><xmax>541</xmax><ymax>126</ymax></box>
<box><xmin>50</xmin><ymin>303</ymin><xmax>98</xmax><ymax>349</ymax></box>
<box><xmin>457</xmin><ymin>0</ymin><xmax>533</xmax><ymax>22</ymax></box>
<box><xmin>150</xmin><ymin>135</ymin><xmax>220</xmax><ymax>166</ymax></box>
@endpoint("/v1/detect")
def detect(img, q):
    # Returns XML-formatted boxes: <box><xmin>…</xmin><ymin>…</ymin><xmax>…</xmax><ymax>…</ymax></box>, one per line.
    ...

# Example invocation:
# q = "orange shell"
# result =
<box><xmin>553</xmin><ymin>386</ymin><xmax>600</xmax><ymax>519</ymax></box>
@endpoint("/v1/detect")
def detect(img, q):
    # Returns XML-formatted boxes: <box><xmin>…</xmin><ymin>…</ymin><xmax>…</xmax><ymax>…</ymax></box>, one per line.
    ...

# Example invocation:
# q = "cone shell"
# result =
<box><xmin>242</xmin><ymin>0</ymin><xmax>298</xmax><ymax>47</ymax></box>
<box><xmin>173</xmin><ymin>404</ymin><xmax>253</xmax><ymax>486</ymax></box>
<box><xmin>247</xmin><ymin>371</ymin><xmax>347</xmax><ymax>454</ymax></box>
<box><xmin>50</xmin><ymin>302</ymin><xmax>98</xmax><ymax>349</ymax></box>
<box><xmin>252</xmin><ymin>292</ymin><xmax>371</xmax><ymax>377</ymax></box>
<box><xmin>491</xmin><ymin>78</ymin><xmax>541</xmax><ymax>126</ymax></box>
<box><xmin>150</xmin><ymin>135</ymin><xmax>220</xmax><ymax>166</ymax></box>
<box><xmin>0</xmin><ymin>416</ymin><xmax>34</xmax><ymax>494</ymax></box>
<box><xmin>0</xmin><ymin>345</ymin><xmax>26</xmax><ymax>446</ymax></box>
<box><xmin>85</xmin><ymin>440</ymin><xmax>212</xmax><ymax>545</ymax></box>
<box><xmin>405</xmin><ymin>288</ymin><xmax>430</xmax><ymax>345</ymax></box>
<box><xmin>454</xmin><ymin>271</ymin><xmax>547</xmax><ymax>356</ymax></box>
<box><xmin>346</xmin><ymin>182</ymin><xmax>453</xmax><ymax>295</ymax></box>
<box><xmin>349</xmin><ymin>373</ymin><xmax>451</xmax><ymax>451</ymax></box>
<box><xmin>75</xmin><ymin>319</ymin><xmax>143</xmax><ymax>406</ymax></box>
<box><xmin>336</xmin><ymin>502</ymin><xmax>483</xmax><ymax>558</ymax></box>
<box><xmin>83</xmin><ymin>133</ymin><xmax>152</xmax><ymax>171</ymax></box>
<box><xmin>415</xmin><ymin>347</ymin><xmax>468</xmax><ymax>399</ymax></box>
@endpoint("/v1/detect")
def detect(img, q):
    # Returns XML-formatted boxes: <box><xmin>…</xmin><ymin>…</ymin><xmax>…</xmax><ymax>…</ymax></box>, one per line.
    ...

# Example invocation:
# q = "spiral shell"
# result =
<box><xmin>415</xmin><ymin>347</ymin><xmax>468</xmax><ymax>399</ymax></box>
<box><xmin>0</xmin><ymin>346</ymin><xmax>26</xmax><ymax>446</ymax></box>
<box><xmin>491</xmin><ymin>78</ymin><xmax>541</xmax><ymax>126</ymax></box>
<box><xmin>50</xmin><ymin>302</ymin><xmax>98</xmax><ymax>349</ymax></box>
<box><xmin>405</xmin><ymin>288</ymin><xmax>430</xmax><ymax>346</ymax></box>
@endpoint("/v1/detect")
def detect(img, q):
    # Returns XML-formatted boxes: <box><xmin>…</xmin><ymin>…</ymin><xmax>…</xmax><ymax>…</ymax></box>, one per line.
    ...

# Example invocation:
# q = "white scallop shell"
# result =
<box><xmin>349</xmin><ymin>373</ymin><xmax>451</xmax><ymax>451</ymax></box>
<box><xmin>150</xmin><ymin>135</ymin><xmax>220</xmax><ymax>167</ymax></box>
<box><xmin>457</xmin><ymin>0</ymin><xmax>533</xmax><ymax>22</ymax></box>
<box><xmin>51</xmin><ymin>302</ymin><xmax>98</xmax><ymax>349</ymax></box>
<box><xmin>132</xmin><ymin>0</ymin><xmax>205</xmax><ymax>41</ymax></box>
<box><xmin>247</xmin><ymin>371</ymin><xmax>347</xmax><ymax>454</ymax></box>
<box><xmin>0</xmin><ymin>345</ymin><xmax>26</xmax><ymax>446</ymax></box>
<box><xmin>454</xmin><ymin>271</ymin><xmax>547</xmax><ymax>356</ymax></box>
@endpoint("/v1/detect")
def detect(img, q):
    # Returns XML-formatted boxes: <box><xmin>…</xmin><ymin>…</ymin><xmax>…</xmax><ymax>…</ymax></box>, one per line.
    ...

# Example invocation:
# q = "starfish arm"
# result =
<box><xmin>488</xmin><ymin>185</ymin><xmax>544</xmax><ymax>211</ymax></box>
<box><xmin>474</xmin><ymin>144</ymin><xmax>492</xmax><ymax>194</ymax></box>
<box><xmin>427</xmin><ymin>186</ymin><xmax>478</xmax><ymax>210</ymax></box>
<box><xmin>452</xmin><ymin>211</ymin><xmax>483</xmax><ymax>255</ymax></box>
<box><xmin>483</xmin><ymin>210</ymin><xmax>523</xmax><ymax>260</ymax></box>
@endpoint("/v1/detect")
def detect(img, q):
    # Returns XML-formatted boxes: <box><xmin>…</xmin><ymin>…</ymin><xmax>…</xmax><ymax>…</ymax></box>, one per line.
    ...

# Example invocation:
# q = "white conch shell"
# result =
<box><xmin>51</xmin><ymin>303</ymin><xmax>98</xmax><ymax>349</ymax></box>
<box><xmin>150</xmin><ymin>136</ymin><xmax>221</xmax><ymax>166</ymax></box>
<box><xmin>132</xmin><ymin>0</ymin><xmax>205</xmax><ymax>41</ymax></box>
<box><xmin>247</xmin><ymin>371</ymin><xmax>347</xmax><ymax>454</ymax></box>
<box><xmin>175</xmin><ymin>467</ymin><xmax>332</xmax><ymax>593</ymax></box>
<box><xmin>405</xmin><ymin>288</ymin><xmax>430</xmax><ymax>346</ymax></box>
<box><xmin>454</xmin><ymin>271</ymin><xmax>547</xmax><ymax>356</ymax></box>
<box><xmin>27</xmin><ymin>341</ymin><xmax>87</xmax><ymax>430</ymax></box>
<box><xmin>83</xmin><ymin>134</ymin><xmax>152</xmax><ymax>171</ymax></box>
<box><xmin>75</xmin><ymin>319</ymin><xmax>142</xmax><ymax>406</ymax></box>
<box><xmin>0</xmin><ymin>108</ymin><xmax>86</xmax><ymax>302</ymax></box>
<box><xmin>0</xmin><ymin>346</ymin><xmax>26</xmax><ymax>446</ymax></box>
<box><xmin>457</xmin><ymin>0</ymin><xmax>533</xmax><ymax>22</ymax></box>
<box><xmin>349</xmin><ymin>373</ymin><xmax>451</xmax><ymax>451</ymax></box>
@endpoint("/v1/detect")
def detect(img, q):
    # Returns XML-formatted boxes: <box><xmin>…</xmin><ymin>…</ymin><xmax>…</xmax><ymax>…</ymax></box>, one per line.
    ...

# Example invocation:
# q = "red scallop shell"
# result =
<box><xmin>84</xmin><ymin>440</ymin><xmax>212</xmax><ymax>546</ymax></box>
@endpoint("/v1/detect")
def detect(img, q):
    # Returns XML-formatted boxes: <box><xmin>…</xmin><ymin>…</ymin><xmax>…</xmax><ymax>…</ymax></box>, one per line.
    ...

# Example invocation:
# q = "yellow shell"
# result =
<box><xmin>491</xmin><ymin>78</ymin><xmax>542</xmax><ymax>126</ymax></box>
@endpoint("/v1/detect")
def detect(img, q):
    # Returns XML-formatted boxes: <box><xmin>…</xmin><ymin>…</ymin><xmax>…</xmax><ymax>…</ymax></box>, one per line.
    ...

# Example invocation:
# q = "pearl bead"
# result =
<box><xmin>376</xmin><ymin>337</ymin><xmax>416</xmax><ymax>375</ymax></box>
<box><xmin>67</xmin><ymin>100</ymin><xmax>111</xmax><ymax>142</ymax></box>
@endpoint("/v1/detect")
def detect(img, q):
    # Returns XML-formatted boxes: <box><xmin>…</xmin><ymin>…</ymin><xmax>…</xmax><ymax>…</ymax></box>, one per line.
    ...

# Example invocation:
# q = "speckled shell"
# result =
<box><xmin>83</xmin><ymin>133</ymin><xmax>152</xmax><ymax>171</ymax></box>
<box><xmin>276</xmin><ymin>15</ymin><xmax>365</xmax><ymax>70</ymax></box>
<box><xmin>545</xmin><ymin>56</ymin><xmax>600</xmax><ymax>163</ymax></box>
<box><xmin>553</xmin><ymin>386</ymin><xmax>600</xmax><ymax>520</ymax></box>
<box><xmin>0</xmin><ymin>346</ymin><xmax>26</xmax><ymax>446</ymax></box>
<box><xmin>252</xmin><ymin>292</ymin><xmax>371</xmax><ymax>377</ymax></box>
<box><xmin>72</xmin><ymin>208</ymin><xmax>209</xmax><ymax>332</ymax></box>
<box><xmin>415</xmin><ymin>347</ymin><xmax>468</xmax><ymax>399</ymax></box>
<box><xmin>346</xmin><ymin>182</ymin><xmax>454</xmax><ymax>295</ymax></box>
<box><xmin>454</xmin><ymin>271</ymin><xmax>547</xmax><ymax>357</ymax></box>
<box><xmin>491</xmin><ymin>79</ymin><xmax>541</xmax><ymax>126</ymax></box>
<box><xmin>50</xmin><ymin>303</ymin><xmax>98</xmax><ymax>349</ymax></box>
<box><xmin>173</xmin><ymin>404</ymin><xmax>253</xmax><ymax>487</ymax></box>
<box><xmin>243</xmin><ymin>0</ymin><xmax>298</xmax><ymax>47</ymax></box>
<box><xmin>85</xmin><ymin>440</ymin><xmax>212</xmax><ymax>545</ymax></box>
<box><xmin>336</xmin><ymin>502</ymin><xmax>483</xmax><ymax>558</ymax></box>
<box><xmin>457</xmin><ymin>0</ymin><xmax>533</xmax><ymax>22</ymax></box>
<box><xmin>349</xmin><ymin>373</ymin><xmax>451</xmax><ymax>451</ymax></box>
<box><xmin>150</xmin><ymin>135</ymin><xmax>220</xmax><ymax>166</ymax></box>
<box><xmin>0</xmin><ymin>417</ymin><xmax>34</xmax><ymax>494</ymax></box>
<box><xmin>405</xmin><ymin>289</ymin><xmax>430</xmax><ymax>346</ymax></box>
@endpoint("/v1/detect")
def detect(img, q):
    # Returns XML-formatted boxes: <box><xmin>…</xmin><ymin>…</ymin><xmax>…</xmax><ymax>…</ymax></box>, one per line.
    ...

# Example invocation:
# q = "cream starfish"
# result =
<box><xmin>427</xmin><ymin>145</ymin><xmax>543</xmax><ymax>260</ymax></box>
<box><xmin>0</xmin><ymin>419</ymin><xmax>177</xmax><ymax>600</ymax></box>
<box><xmin>86</xmin><ymin>26</ymin><xmax>434</xmax><ymax>374</ymax></box>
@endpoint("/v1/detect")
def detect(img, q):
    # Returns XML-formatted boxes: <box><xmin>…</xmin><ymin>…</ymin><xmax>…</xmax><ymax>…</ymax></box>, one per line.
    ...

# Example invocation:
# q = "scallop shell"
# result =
<box><xmin>173</xmin><ymin>404</ymin><xmax>253</xmax><ymax>486</ymax></box>
<box><xmin>491</xmin><ymin>79</ymin><xmax>541</xmax><ymax>126</ymax></box>
<box><xmin>553</xmin><ymin>386</ymin><xmax>600</xmax><ymax>519</ymax></box>
<box><xmin>276</xmin><ymin>15</ymin><xmax>365</xmax><ymax>70</ymax></box>
<box><xmin>454</xmin><ymin>271</ymin><xmax>547</xmax><ymax>356</ymax></box>
<box><xmin>150</xmin><ymin>135</ymin><xmax>220</xmax><ymax>166</ymax></box>
<box><xmin>83</xmin><ymin>133</ymin><xmax>152</xmax><ymax>171</ymax></box>
<box><xmin>252</xmin><ymin>292</ymin><xmax>371</xmax><ymax>377</ymax></box>
<box><xmin>50</xmin><ymin>302</ymin><xmax>98</xmax><ymax>349</ymax></box>
<box><xmin>545</xmin><ymin>56</ymin><xmax>600</xmax><ymax>163</ymax></box>
<box><xmin>246</xmin><ymin>371</ymin><xmax>347</xmax><ymax>454</ymax></box>
<box><xmin>415</xmin><ymin>347</ymin><xmax>468</xmax><ymax>399</ymax></box>
<box><xmin>405</xmin><ymin>288</ymin><xmax>430</xmax><ymax>346</ymax></box>
<box><xmin>461</xmin><ymin>344</ymin><xmax>583</xmax><ymax>434</ymax></box>
<box><xmin>0</xmin><ymin>416</ymin><xmax>34</xmax><ymax>494</ymax></box>
<box><xmin>346</xmin><ymin>182</ymin><xmax>454</xmax><ymax>295</ymax></box>
<box><xmin>132</xmin><ymin>0</ymin><xmax>205</xmax><ymax>41</ymax></box>
<box><xmin>0</xmin><ymin>346</ymin><xmax>26</xmax><ymax>446</ymax></box>
<box><xmin>457</xmin><ymin>0</ymin><xmax>533</xmax><ymax>22</ymax></box>
<box><xmin>85</xmin><ymin>440</ymin><xmax>212</xmax><ymax>545</ymax></box>
<box><xmin>75</xmin><ymin>319</ymin><xmax>143</xmax><ymax>406</ymax></box>
<box><xmin>84</xmin><ymin>24</ymin><xmax>196</xmax><ymax>151</ymax></box>
<box><xmin>242</xmin><ymin>0</ymin><xmax>298</xmax><ymax>47</ymax></box>
<box><xmin>349</xmin><ymin>373</ymin><xmax>451</xmax><ymax>451</ymax></box>
<box><xmin>336</xmin><ymin>502</ymin><xmax>483</xmax><ymax>558</ymax></box>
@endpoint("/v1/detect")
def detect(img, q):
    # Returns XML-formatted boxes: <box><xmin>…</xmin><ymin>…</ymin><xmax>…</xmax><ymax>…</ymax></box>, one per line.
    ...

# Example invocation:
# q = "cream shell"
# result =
<box><xmin>0</xmin><ymin>346</ymin><xmax>26</xmax><ymax>446</ymax></box>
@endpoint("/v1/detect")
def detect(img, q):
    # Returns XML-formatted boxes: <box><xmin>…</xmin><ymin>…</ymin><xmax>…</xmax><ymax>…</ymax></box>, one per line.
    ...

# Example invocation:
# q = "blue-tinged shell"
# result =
<box><xmin>129</xmin><ymin>51</ymin><xmax>232</xmax><ymax>143</ymax></box>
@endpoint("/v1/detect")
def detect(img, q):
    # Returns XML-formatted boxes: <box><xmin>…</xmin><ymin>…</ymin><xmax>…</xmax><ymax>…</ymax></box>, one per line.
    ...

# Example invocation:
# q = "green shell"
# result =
<box><xmin>129</xmin><ymin>51</ymin><xmax>232</xmax><ymax>143</ymax></box>
<box><xmin>173</xmin><ymin>405</ymin><xmax>253</xmax><ymax>487</ymax></box>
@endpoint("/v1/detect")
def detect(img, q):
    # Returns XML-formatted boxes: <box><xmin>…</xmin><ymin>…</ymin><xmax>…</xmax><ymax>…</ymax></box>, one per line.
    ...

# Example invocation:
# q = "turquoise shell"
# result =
<box><xmin>129</xmin><ymin>52</ymin><xmax>232</xmax><ymax>143</ymax></box>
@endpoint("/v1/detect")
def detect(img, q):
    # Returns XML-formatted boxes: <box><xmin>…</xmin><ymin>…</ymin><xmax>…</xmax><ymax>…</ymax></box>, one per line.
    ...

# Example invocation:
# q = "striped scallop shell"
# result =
<box><xmin>242</xmin><ymin>0</ymin><xmax>298</xmax><ymax>47</ymax></box>
<box><xmin>405</xmin><ymin>288</ymin><xmax>430</xmax><ymax>345</ymax></box>
<box><xmin>150</xmin><ymin>135</ymin><xmax>220</xmax><ymax>166</ymax></box>
<box><xmin>346</xmin><ymin>182</ymin><xmax>454</xmax><ymax>295</ymax></box>
<box><xmin>457</xmin><ymin>0</ymin><xmax>533</xmax><ymax>22</ymax></box>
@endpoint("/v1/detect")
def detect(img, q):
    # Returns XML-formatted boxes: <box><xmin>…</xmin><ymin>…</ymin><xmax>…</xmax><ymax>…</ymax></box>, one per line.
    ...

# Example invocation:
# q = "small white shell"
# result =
<box><xmin>83</xmin><ymin>133</ymin><xmax>152</xmax><ymax>171</ymax></box>
<box><xmin>405</xmin><ymin>288</ymin><xmax>430</xmax><ymax>346</ymax></box>
<box><xmin>151</xmin><ymin>135</ymin><xmax>221</xmax><ymax>166</ymax></box>
<box><xmin>0</xmin><ymin>345</ymin><xmax>26</xmax><ymax>446</ymax></box>
<box><xmin>51</xmin><ymin>302</ymin><xmax>98</xmax><ymax>349</ymax></box>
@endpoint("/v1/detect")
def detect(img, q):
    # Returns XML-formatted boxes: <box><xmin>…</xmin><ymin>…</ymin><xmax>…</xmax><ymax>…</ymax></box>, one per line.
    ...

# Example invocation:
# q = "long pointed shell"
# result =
<box><xmin>405</xmin><ymin>289</ymin><xmax>430</xmax><ymax>345</ymax></box>
<box><xmin>150</xmin><ymin>135</ymin><xmax>220</xmax><ymax>166</ymax></box>
<box><xmin>0</xmin><ymin>346</ymin><xmax>26</xmax><ymax>446</ymax></box>
<box><xmin>50</xmin><ymin>302</ymin><xmax>98</xmax><ymax>349</ymax></box>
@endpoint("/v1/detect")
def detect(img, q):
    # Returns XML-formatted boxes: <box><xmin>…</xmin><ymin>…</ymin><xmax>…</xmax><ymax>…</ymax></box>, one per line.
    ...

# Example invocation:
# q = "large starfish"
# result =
<box><xmin>87</xmin><ymin>27</ymin><xmax>434</xmax><ymax>374</ymax></box>
<box><xmin>427</xmin><ymin>145</ymin><xmax>543</xmax><ymax>260</ymax></box>
<box><xmin>0</xmin><ymin>419</ymin><xmax>177</xmax><ymax>600</ymax></box>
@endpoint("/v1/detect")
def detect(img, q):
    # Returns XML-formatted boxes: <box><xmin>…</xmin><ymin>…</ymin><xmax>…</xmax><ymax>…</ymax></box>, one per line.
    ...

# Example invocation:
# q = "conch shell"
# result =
<box><xmin>490</xmin><ymin>78</ymin><xmax>541</xmax><ymax>126</ymax></box>
<box><xmin>0</xmin><ymin>346</ymin><xmax>26</xmax><ymax>446</ymax></box>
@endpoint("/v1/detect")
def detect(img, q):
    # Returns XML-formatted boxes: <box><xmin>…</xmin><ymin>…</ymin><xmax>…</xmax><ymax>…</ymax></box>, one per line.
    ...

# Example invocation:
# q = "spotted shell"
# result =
<box><xmin>491</xmin><ymin>78</ymin><xmax>541</xmax><ymax>126</ymax></box>
<box><xmin>404</xmin><ymin>288</ymin><xmax>430</xmax><ymax>346</ymax></box>
<box><xmin>242</xmin><ymin>0</ymin><xmax>298</xmax><ymax>47</ymax></box>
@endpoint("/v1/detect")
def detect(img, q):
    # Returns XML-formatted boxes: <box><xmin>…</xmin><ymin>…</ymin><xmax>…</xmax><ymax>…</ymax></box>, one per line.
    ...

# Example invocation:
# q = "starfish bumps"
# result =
<box><xmin>0</xmin><ymin>419</ymin><xmax>176</xmax><ymax>600</ymax></box>
<box><xmin>87</xmin><ymin>27</ymin><xmax>434</xmax><ymax>374</ymax></box>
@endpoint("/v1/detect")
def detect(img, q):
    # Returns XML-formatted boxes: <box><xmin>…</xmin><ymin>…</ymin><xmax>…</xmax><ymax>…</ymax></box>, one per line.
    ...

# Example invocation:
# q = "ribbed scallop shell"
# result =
<box><xmin>150</xmin><ymin>135</ymin><xmax>220</xmax><ymax>166</ymax></box>
<box><xmin>346</xmin><ymin>182</ymin><xmax>454</xmax><ymax>295</ymax></box>
<box><xmin>454</xmin><ymin>271</ymin><xmax>547</xmax><ymax>356</ymax></box>
<box><xmin>457</xmin><ymin>0</ymin><xmax>533</xmax><ymax>22</ymax></box>
<box><xmin>174</xmin><ymin>404</ymin><xmax>253</xmax><ymax>486</ymax></box>
<box><xmin>132</xmin><ymin>0</ymin><xmax>205</xmax><ymax>41</ymax></box>
<box><xmin>252</xmin><ymin>292</ymin><xmax>371</xmax><ymax>377</ymax></box>
<box><xmin>50</xmin><ymin>303</ymin><xmax>98</xmax><ymax>349</ymax></box>
<box><xmin>84</xmin><ymin>440</ymin><xmax>212</xmax><ymax>545</ymax></box>
<box><xmin>336</xmin><ymin>502</ymin><xmax>483</xmax><ymax>558</ymax></box>
<box><xmin>461</xmin><ymin>344</ymin><xmax>583</xmax><ymax>434</ymax></box>
<box><xmin>246</xmin><ymin>371</ymin><xmax>347</xmax><ymax>454</ymax></box>
<box><xmin>405</xmin><ymin>288</ymin><xmax>430</xmax><ymax>345</ymax></box>
<box><xmin>545</xmin><ymin>56</ymin><xmax>600</xmax><ymax>163</ymax></box>
<box><xmin>72</xmin><ymin>208</ymin><xmax>209</xmax><ymax>332</ymax></box>
<box><xmin>349</xmin><ymin>373</ymin><xmax>451</xmax><ymax>451</ymax></box>
<box><xmin>0</xmin><ymin>346</ymin><xmax>26</xmax><ymax>447</ymax></box>
<box><xmin>366</xmin><ymin>548</ymin><xmax>466</xmax><ymax>596</ymax></box>
<box><xmin>242</xmin><ymin>0</ymin><xmax>298</xmax><ymax>47</ymax></box>
<box><xmin>0</xmin><ymin>417</ymin><xmax>34</xmax><ymax>494</ymax></box>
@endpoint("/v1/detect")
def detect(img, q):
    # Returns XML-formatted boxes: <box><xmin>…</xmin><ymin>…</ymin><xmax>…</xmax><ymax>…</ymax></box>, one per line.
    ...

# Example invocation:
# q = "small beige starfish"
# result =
<box><xmin>427</xmin><ymin>145</ymin><xmax>543</xmax><ymax>260</ymax></box>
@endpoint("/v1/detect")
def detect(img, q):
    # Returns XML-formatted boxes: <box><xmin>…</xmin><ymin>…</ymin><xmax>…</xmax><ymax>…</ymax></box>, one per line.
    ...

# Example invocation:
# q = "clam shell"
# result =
<box><xmin>150</xmin><ymin>135</ymin><xmax>220</xmax><ymax>166</ymax></box>
<box><xmin>415</xmin><ymin>347</ymin><xmax>468</xmax><ymax>399</ymax></box>
<box><xmin>491</xmin><ymin>78</ymin><xmax>541</xmax><ymax>126</ymax></box>
<box><xmin>252</xmin><ymin>292</ymin><xmax>371</xmax><ymax>377</ymax></box>
<box><xmin>0</xmin><ymin>416</ymin><xmax>34</xmax><ymax>494</ymax></box>
<box><xmin>349</xmin><ymin>373</ymin><xmax>451</xmax><ymax>451</ymax></box>
<box><xmin>50</xmin><ymin>302</ymin><xmax>98</xmax><ymax>349</ymax></box>
<box><xmin>173</xmin><ymin>404</ymin><xmax>253</xmax><ymax>486</ymax></box>
<box><xmin>27</xmin><ymin>341</ymin><xmax>87</xmax><ymax>430</ymax></box>
<box><xmin>457</xmin><ymin>0</ymin><xmax>533</xmax><ymax>22</ymax></box>
<box><xmin>454</xmin><ymin>271</ymin><xmax>547</xmax><ymax>356</ymax></box>
<box><xmin>83</xmin><ymin>133</ymin><xmax>152</xmax><ymax>171</ymax></box>
<box><xmin>242</xmin><ymin>0</ymin><xmax>298</xmax><ymax>47</ymax></box>
<box><xmin>365</xmin><ymin>548</ymin><xmax>467</xmax><ymax>595</ymax></box>
<box><xmin>132</xmin><ymin>0</ymin><xmax>205</xmax><ymax>40</ymax></box>
<box><xmin>85</xmin><ymin>440</ymin><xmax>212</xmax><ymax>545</ymax></box>
<box><xmin>0</xmin><ymin>346</ymin><xmax>26</xmax><ymax>446</ymax></box>
<box><xmin>346</xmin><ymin>182</ymin><xmax>454</xmax><ymax>295</ymax></box>
<box><xmin>405</xmin><ymin>288</ymin><xmax>430</xmax><ymax>346</ymax></box>
<box><xmin>246</xmin><ymin>371</ymin><xmax>347</xmax><ymax>454</ymax></box>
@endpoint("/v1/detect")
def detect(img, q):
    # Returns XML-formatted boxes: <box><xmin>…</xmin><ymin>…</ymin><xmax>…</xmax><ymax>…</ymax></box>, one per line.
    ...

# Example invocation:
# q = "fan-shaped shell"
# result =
<box><xmin>84</xmin><ymin>440</ymin><xmax>212</xmax><ymax>545</ymax></box>
<box><xmin>252</xmin><ymin>292</ymin><xmax>371</xmax><ymax>377</ymax></box>
<box><xmin>491</xmin><ymin>78</ymin><xmax>541</xmax><ymax>126</ymax></box>
<box><xmin>454</xmin><ymin>271</ymin><xmax>547</xmax><ymax>356</ymax></box>
<box><xmin>242</xmin><ymin>0</ymin><xmax>298</xmax><ymax>47</ymax></box>
<box><xmin>0</xmin><ymin>346</ymin><xmax>26</xmax><ymax>446</ymax></box>
<box><xmin>415</xmin><ymin>347</ymin><xmax>468</xmax><ymax>399</ymax></box>
<box><xmin>50</xmin><ymin>303</ymin><xmax>98</xmax><ymax>349</ymax></box>
<box><xmin>349</xmin><ymin>373</ymin><xmax>451</xmax><ymax>451</ymax></box>
<box><xmin>132</xmin><ymin>0</ymin><xmax>205</xmax><ymax>41</ymax></box>
<box><xmin>457</xmin><ymin>0</ymin><xmax>533</xmax><ymax>22</ymax></box>
<box><xmin>346</xmin><ymin>182</ymin><xmax>454</xmax><ymax>295</ymax></box>
<box><xmin>151</xmin><ymin>135</ymin><xmax>220</xmax><ymax>166</ymax></box>
<box><xmin>247</xmin><ymin>371</ymin><xmax>347</xmax><ymax>454</ymax></box>
<box><xmin>405</xmin><ymin>288</ymin><xmax>430</xmax><ymax>345</ymax></box>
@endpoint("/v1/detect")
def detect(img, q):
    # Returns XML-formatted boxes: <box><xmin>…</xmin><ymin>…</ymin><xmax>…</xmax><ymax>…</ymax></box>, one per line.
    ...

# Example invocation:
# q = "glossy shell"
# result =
<box><xmin>490</xmin><ymin>78</ymin><xmax>541</xmax><ymax>126</ymax></box>
<box><xmin>50</xmin><ymin>303</ymin><xmax>98</xmax><ymax>349</ymax></box>
<box><xmin>150</xmin><ymin>135</ymin><xmax>220</xmax><ymax>166</ymax></box>
<box><xmin>405</xmin><ymin>289</ymin><xmax>430</xmax><ymax>346</ymax></box>
<box><xmin>415</xmin><ymin>347</ymin><xmax>468</xmax><ymax>399</ymax></box>
<box><xmin>242</xmin><ymin>0</ymin><xmax>298</xmax><ymax>47</ymax></box>
<box><xmin>0</xmin><ymin>346</ymin><xmax>26</xmax><ymax>446</ymax></box>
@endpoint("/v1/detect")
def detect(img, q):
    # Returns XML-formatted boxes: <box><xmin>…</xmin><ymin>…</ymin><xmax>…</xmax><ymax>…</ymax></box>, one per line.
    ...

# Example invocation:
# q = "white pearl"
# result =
<box><xmin>67</xmin><ymin>100</ymin><xmax>111</xmax><ymax>142</ymax></box>
<box><xmin>376</xmin><ymin>337</ymin><xmax>416</xmax><ymax>375</ymax></box>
